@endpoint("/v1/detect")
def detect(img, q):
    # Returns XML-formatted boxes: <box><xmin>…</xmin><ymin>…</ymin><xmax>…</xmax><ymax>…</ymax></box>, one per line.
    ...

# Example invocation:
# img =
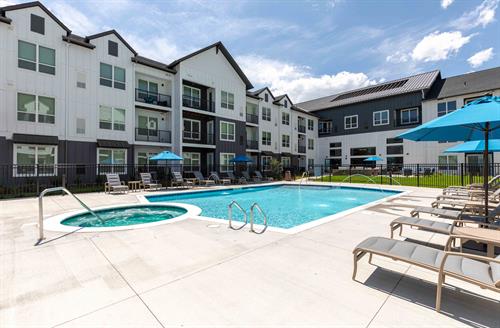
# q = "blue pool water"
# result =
<box><xmin>147</xmin><ymin>185</ymin><xmax>399</xmax><ymax>229</ymax></box>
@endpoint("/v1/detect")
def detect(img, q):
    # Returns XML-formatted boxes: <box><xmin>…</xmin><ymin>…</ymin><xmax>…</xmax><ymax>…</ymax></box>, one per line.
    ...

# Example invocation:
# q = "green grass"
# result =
<box><xmin>313</xmin><ymin>174</ymin><xmax>487</xmax><ymax>189</ymax></box>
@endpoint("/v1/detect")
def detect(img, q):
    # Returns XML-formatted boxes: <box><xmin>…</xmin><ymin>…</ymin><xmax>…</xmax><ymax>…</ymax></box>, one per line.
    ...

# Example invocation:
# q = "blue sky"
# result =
<box><xmin>2</xmin><ymin>0</ymin><xmax>499</xmax><ymax>102</ymax></box>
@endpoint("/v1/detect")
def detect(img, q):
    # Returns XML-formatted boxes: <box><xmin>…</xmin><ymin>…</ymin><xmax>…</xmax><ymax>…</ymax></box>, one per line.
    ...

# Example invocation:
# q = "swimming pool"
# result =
<box><xmin>146</xmin><ymin>184</ymin><xmax>401</xmax><ymax>229</ymax></box>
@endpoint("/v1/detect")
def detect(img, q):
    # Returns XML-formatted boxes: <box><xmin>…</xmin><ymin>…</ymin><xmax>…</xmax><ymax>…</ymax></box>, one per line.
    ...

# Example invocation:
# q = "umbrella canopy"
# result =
<box><xmin>229</xmin><ymin>155</ymin><xmax>253</xmax><ymax>163</ymax></box>
<box><xmin>444</xmin><ymin>140</ymin><xmax>500</xmax><ymax>153</ymax></box>
<box><xmin>149</xmin><ymin>151</ymin><xmax>183</xmax><ymax>161</ymax></box>
<box><xmin>364</xmin><ymin>156</ymin><xmax>383</xmax><ymax>161</ymax></box>
<box><xmin>399</xmin><ymin>96</ymin><xmax>500</xmax><ymax>219</ymax></box>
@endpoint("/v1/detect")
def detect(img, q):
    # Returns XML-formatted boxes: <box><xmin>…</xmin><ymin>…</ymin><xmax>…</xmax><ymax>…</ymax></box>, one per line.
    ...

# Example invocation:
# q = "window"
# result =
<box><xmin>99</xmin><ymin>106</ymin><xmax>125</xmax><ymax>131</ymax></box>
<box><xmin>264</xmin><ymin>93</ymin><xmax>268</xmax><ymax>102</ymax></box>
<box><xmin>438</xmin><ymin>155</ymin><xmax>458</xmax><ymax>170</ymax></box>
<box><xmin>262</xmin><ymin>107</ymin><xmax>271</xmax><ymax>121</ymax></box>
<box><xmin>386</xmin><ymin>137</ymin><xmax>403</xmax><ymax>144</ymax></box>
<box><xmin>17</xmin><ymin>93</ymin><xmax>55</xmax><ymax>124</ymax></box>
<box><xmin>330</xmin><ymin>142</ymin><xmax>341</xmax><ymax>148</ymax></box>
<box><xmin>76</xmin><ymin>118</ymin><xmax>85</xmax><ymax>134</ymax></box>
<box><xmin>281</xmin><ymin>157</ymin><xmax>290</xmax><ymax>168</ymax></box>
<box><xmin>183</xmin><ymin>152</ymin><xmax>200</xmax><ymax>172</ymax></box>
<box><xmin>137</xmin><ymin>151</ymin><xmax>158</xmax><ymax>165</ymax></box>
<box><xmin>14</xmin><ymin>144</ymin><xmax>57</xmax><ymax>176</ymax></box>
<box><xmin>330</xmin><ymin>149</ymin><xmax>341</xmax><ymax>157</ymax></box>
<box><xmin>30</xmin><ymin>14</ymin><xmax>45</xmax><ymax>34</ymax></box>
<box><xmin>350</xmin><ymin>147</ymin><xmax>376</xmax><ymax>156</ymax></box>
<box><xmin>220</xmin><ymin>121</ymin><xmax>235</xmax><ymax>141</ymax></box>
<box><xmin>308</xmin><ymin>158</ymin><xmax>314</xmax><ymax>169</ymax></box>
<box><xmin>464</xmin><ymin>94</ymin><xmax>491</xmax><ymax>104</ymax></box>
<box><xmin>262</xmin><ymin>131</ymin><xmax>271</xmax><ymax>146</ymax></box>
<box><xmin>400</xmin><ymin>108</ymin><xmax>419</xmax><ymax>125</ymax></box>
<box><xmin>220</xmin><ymin>153</ymin><xmax>235</xmax><ymax>172</ymax></box>
<box><xmin>183</xmin><ymin>85</ymin><xmax>201</xmax><ymax>108</ymax></box>
<box><xmin>344</xmin><ymin>115</ymin><xmax>358</xmax><ymax>129</ymax></box>
<box><xmin>18</xmin><ymin>41</ymin><xmax>56</xmax><ymax>75</ymax></box>
<box><xmin>308</xmin><ymin>138</ymin><xmax>314</xmax><ymax>150</ymax></box>
<box><xmin>282</xmin><ymin>112</ymin><xmax>290</xmax><ymax>125</ymax></box>
<box><xmin>387</xmin><ymin>145</ymin><xmax>403</xmax><ymax>155</ymax></box>
<box><xmin>38</xmin><ymin>46</ymin><xmax>55</xmax><ymax>74</ymax></box>
<box><xmin>100</xmin><ymin>63</ymin><xmax>125</xmax><ymax>90</ymax></box>
<box><xmin>262</xmin><ymin>156</ymin><xmax>272</xmax><ymax>171</ymax></box>
<box><xmin>108</xmin><ymin>40</ymin><xmax>118</xmax><ymax>56</ymax></box>
<box><xmin>437</xmin><ymin>101</ymin><xmax>456</xmax><ymax>117</ymax></box>
<box><xmin>307</xmin><ymin>119</ymin><xmax>314</xmax><ymax>131</ymax></box>
<box><xmin>282</xmin><ymin>134</ymin><xmax>290</xmax><ymax>147</ymax></box>
<box><xmin>387</xmin><ymin>156</ymin><xmax>403</xmax><ymax>167</ymax></box>
<box><xmin>373</xmin><ymin>110</ymin><xmax>389</xmax><ymax>126</ymax></box>
<box><xmin>221</xmin><ymin>91</ymin><xmax>234</xmax><ymax>110</ymax></box>
<box><xmin>284</xmin><ymin>100</ymin><xmax>288</xmax><ymax>108</ymax></box>
<box><xmin>183</xmin><ymin>119</ymin><xmax>201</xmax><ymax>140</ymax></box>
<box><xmin>98</xmin><ymin>148</ymin><xmax>126</xmax><ymax>174</ymax></box>
<box><xmin>319</xmin><ymin>121</ymin><xmax>332</xmax><ymax>134</ymax></box>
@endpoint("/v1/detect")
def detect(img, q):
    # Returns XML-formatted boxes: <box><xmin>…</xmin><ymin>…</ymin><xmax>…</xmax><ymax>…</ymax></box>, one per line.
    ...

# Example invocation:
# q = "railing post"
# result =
<box><xmin>36</xmin><ymin>163</ymin><xmax>40</xmax><ymax>196</ymax></box>
<box><xmin>416</xmin><ymin>164</ymin><xmax>420</xmax><ymax>187</ymax></box>
<box><xmin>380</xmin><ymin>164</ymin><xmax>383</xmax><ymax>184</ymax></box>
<box><xmin>461</xmin><ymin>163</ymin><xmax>464</xmax><ymax>186</ymax></box>
<box><xmin>389</xmin><ymin>169</ymin><xmax>393</xmax><ymax>185</ymax></box>
<box><xmin>349</xmin><ymin>165</ymin><xmax>352</xmax><ymax>183</ymax></box>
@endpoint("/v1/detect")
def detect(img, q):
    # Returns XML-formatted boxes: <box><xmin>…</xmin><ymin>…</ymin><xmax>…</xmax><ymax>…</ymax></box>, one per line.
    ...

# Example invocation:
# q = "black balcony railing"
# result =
<box><xmin>182</xmin><ymin>132</ymin><xmax>215</xmax><ymax>145</ymax></box>
<box><xmin>298</xmin><ymin>125</ymin><xmax>306</xmax><ymax>133</ymax></box>
<box><xmin>298</xmin><ymin>145</ymin><xmax>306</xmax><ymax>153</ymax></box>
<box><xmin>135</xmin><ymin>128</ymin><xmax>171</xmax><ymax>143</ymax></box>
<box><xmin>246</xmin><ymin>113</ymin><xmax>258</xmax><ymax>124</ymax></box>
<box><xmin>182</xmin><ymin>95</ymin><xmax>215</xmax><ymax>112</ymax></box>
<box><xmin>135</xmin><ymin>89</ymin><xmax>171</xmax><ymax>107</ymax></box>
<box><xmin>246</xmin><ymin>139</ymin><xmax>258</xmax><ymax>149</ymax></box>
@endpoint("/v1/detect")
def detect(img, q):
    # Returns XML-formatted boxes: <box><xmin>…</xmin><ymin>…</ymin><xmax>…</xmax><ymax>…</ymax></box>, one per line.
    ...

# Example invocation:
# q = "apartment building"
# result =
<box><xmin>297</xmin><ymin>67</ymin><xmax>500</xmax><ymax>167</ymax></box>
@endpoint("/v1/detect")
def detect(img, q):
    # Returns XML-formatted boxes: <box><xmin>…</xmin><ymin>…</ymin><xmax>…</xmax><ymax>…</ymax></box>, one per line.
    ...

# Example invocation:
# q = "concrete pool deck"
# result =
<box><xmin>0</xmin><ymin>183</ymin><xmax>499</xmax><ymax>327</ymax></box>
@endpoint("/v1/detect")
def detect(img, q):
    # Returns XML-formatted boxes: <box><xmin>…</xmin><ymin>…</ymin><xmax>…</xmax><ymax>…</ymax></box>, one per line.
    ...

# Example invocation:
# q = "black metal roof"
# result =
<box><xmin>132</xmin><ymin>56</ymin><xmax>177</xmax><ymax>74</ymax></box>
<box><xmin>436</xmin><ymin>66</ymin><xmax>500</xmax><ymax>99</ymax></box>
<box><xmin>86</xmin><ymin>30</ymin><xmax>137</xmax><ymax>56</ymax></box>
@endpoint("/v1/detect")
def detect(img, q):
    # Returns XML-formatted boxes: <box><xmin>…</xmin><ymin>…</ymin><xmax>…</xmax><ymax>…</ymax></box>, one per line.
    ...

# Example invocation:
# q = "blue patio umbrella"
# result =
<box><xmin>399</xmin><ymin>96</ymin><xmax>500</xmax><ymax>215</ymax></box>
<box><xmin>229</xmin><ymin>155</ymin><xmax>253</xmax><ymax>163</ymax></box>
<box><xmin>149</xmin><ymin>151</ymin><xmax>183</xmax><ymax>161</ymax></box>
<box><xmin>364</xmin><ymin>156</ymin><xmax>383</xmax><ymax>161</ymax></box>
<box><xmin>444</xmin><ymin>140</ymin><xmax>500</xmax><ymax>153</ymax></box>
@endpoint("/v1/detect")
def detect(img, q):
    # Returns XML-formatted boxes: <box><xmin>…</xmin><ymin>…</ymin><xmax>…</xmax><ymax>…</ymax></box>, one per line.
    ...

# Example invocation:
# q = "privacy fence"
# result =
<box><xmin>0</xmin><ymin>163</ymin><xmax>498</xmax><ymax>199</ymax></box>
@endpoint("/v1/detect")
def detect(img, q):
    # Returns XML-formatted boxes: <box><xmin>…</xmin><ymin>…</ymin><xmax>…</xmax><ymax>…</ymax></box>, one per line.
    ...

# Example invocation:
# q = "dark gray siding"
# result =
<box><xmin>0</xmin><ymin>137</ymin><xmax>11</xmax><ymax>164</ymax></box>
<box><xmin>215</xmin><ymin>117</ymin><xmax>246</xmax><ymax>159</ymax></box>
<box><xmin>316</xmin><ymin>92</ymin><xmax>423</xmax><ymax>137</ymax></box>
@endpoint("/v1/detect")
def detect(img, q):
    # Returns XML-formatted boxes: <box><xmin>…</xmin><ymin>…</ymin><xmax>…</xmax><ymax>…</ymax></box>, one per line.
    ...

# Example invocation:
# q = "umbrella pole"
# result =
<box><xmin>483</xmin><ymin>123</ymin><xmax>489</xmax><ymax>222</ymax></box>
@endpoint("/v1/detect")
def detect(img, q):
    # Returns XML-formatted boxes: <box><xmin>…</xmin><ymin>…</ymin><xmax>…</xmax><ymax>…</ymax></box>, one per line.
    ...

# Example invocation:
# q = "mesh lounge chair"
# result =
<box><xmin>209</xmin><ymin>172</ymin><xmax>231</xmax><ymax>185</ymax></box>
<box><xmin>140</xmin><ymin>172</ymin><xmax>162</xmax><ymax>191</ymax></box>
<box><xmin>254</xmin><ymin>170</ymin><xmax>273</xmax><ymax>182</ymax></box>
<box><xmin>443</xmin><ymin>175</ymin><xmax>500</xmax><ymax>195</ymax></box>
<box><xmin>352</xmin><ymin>236</ymin><xmax>500</xmax><ymax>311</ymax></box>
<box><xmin>105</xmin><ymin>173</ymin><xmax>129</xmax><ymax>194</ymax></box>
<box><xmin>193</xmin><ymin>171</ymin><xmax>215</xmax><ymax>186</ymax></box>
<box><xmin>435</xmin><ymin>188</ymin><xmax>500</xmax><ymax>202</ymax></box>
<box><xmin>171</xmin><ymin>171</ymin><xmax>193</xmax><ymax>188</ymax></box>
<box><xmin>242</xmin><ymin>171</ymin><xmax>259</xmax><ymax>182</ymax></box>
<box><xmin>410</xmin><ymin>203</ymin><xmax>500</xmax><ymax>223</ymax></box>
<box><xmin>226</xmin><ymin>171</ymin><xmax>246</xmax><ymax>184</ymax></box>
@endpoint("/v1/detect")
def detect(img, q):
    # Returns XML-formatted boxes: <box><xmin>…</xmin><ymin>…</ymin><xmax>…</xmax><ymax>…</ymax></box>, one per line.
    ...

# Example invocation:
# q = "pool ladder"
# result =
<box><xmin>38</xmin><ymin>187</ymin><xmax>104</xmax><ymax>244</ymax></box>
<box><xmin>227</xmin><ymin>201</ymin><xmax>268</xmax><ymax>234</ymax></box>
<box><xmin>298</xmin><ymin>171</ymin><xmax>309</xmax><ymax>188</ymax></box>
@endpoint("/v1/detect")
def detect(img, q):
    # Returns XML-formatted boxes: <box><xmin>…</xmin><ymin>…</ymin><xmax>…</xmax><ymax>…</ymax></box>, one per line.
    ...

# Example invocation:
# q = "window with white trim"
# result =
<box><xmin>282</xmin><ymin>112</ymin><xmax>290</xmax><ymax>125</ymax></box>
<box><xmin>307</xmin><ymin>119</ymin><xmax>314</xmax><ymax>131</ymax></box>
<box><xmin>220</xmin><ymin>153</ymin><xmax>235</xmax><ymax>172</ymax></box>
<box><xmin>183</xmin><ymin>85</ymin><xmax>201</xmax><ymax>108</ymax></box>
<box><xmin>220</xmin><ymin>121</ymin><xmax>235</xmax><ymax>141</ymax></box>
<box><xmin>281</xmin><ymin>156</ymin><xmax>290</xmax><ymax>168</ymax></box>
<box><xmin>373</xmin><ymin>110</ymin><xmax>389</xmax><ymax>126</ymax></box>
<box><xmin>308</xmin><ymin>138</ymin><xmax>314</xmax><ymax>150</ymax></box>
<box><xmin>221</xmin><ymin>91</ymin><xmax>234</xmax><ymax>110</ymax></box>
<box><xmin>183</xmin><ymin>152</ymin><xmax>200</xmax><ymax>172</ymax></box>
<box><xmin>344</xmin><ymin>115</ymin><xmax>358</xmax><ymax>129</ymax></box>
<box><xmin>97</xmin><ymin>148</ymin><xmax>127</xmax><ymax>174</ymax></box>
<box><xmin>100</xmin><ymin>63</ymin><xmax>126</xmax><ymax>90</ymax></box>
<box><xmin>262</xmin><ymin>107</ymin><xmax>271</xmax><ymax>121</ymax></box>
<box><xmin>137</xmin><ymin>151</ymin><xmax>158</xmax><ymax>165</ymax></box>
<box><xmin>282</xmin><ymin>134</ymin><xmax>290</xmax><ymax>147</ymax></box>
<box><xmin>99</xmin><ymin>106</ymin><xmax>125</xmax><ymax>131</ymax></box>
<box><xmin>18</xmin><ymin>40</ymin><xmax>55</xmax><ymax>75</ymax></box>
<box><xmin>262</xmin><ymin>131</ymin><xmax>271</xmax><ymax>146</ymax></box>
<box><xmin>183</xmin><ymin>119</ymin><xmax>201</xmax><ymax>140</ymax></box>
<box><xmin>319</xmin><ymin>120</ymin><xmax>332</xmax><ymax>134</ymax></box>
<box><xmin>437</xmin><ymin>101</ymin><xmax>456</xmax><ymax>117</ymax></box>
<box><xmin>400</xmin><ymin>108</ymin><xmax>419</xmax><ymax>125</ymax></box>
<box><xmin>262</xmin><ymin>156</ymin><xmax>272</xmax><ymax>171</ymax></box>
<box><xmin>13</xmin><ymin>144</ymin><xmax>57</xmax><ymax>176</ymax></box>
<box><xmin>17</xmin><ymin>93</ymin><xmax>55</xmax><ymax>124</ymax></box>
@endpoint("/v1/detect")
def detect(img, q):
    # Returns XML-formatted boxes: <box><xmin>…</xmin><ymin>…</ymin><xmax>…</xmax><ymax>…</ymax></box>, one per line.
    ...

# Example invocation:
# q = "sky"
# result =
<box><xmin>1</xmin><ymin>0</ymin><xmax>499</xmax><ymax>102</ymax></box>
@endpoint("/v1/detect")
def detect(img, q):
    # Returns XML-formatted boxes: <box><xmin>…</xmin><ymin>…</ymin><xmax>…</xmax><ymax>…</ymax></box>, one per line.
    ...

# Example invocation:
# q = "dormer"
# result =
<box><xmin>273</xmin><ymin>94</ymin><xmax>293</xmax><ymax>109</ymax></box>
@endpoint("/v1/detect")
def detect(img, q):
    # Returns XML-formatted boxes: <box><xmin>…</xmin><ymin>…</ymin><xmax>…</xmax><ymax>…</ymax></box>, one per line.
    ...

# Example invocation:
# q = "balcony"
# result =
<box><xmin>298</xmin><ymin>145</ymin><xmax>306</xmax><ymax>154</ymax></box>
<box><xmin>135</xmin><ymin>128</ymin><xmax>171</xmax><ymax>143</ymax></box>
<box><xmin>183</xmin><ymin>131</ymin><xmax>215</xmax><ymax>145</ymax></box>
<box><xmin>246</xmin><ymin>113</ymin><xmax>258</xmax><ymax>124</ymax></box>
<box><xmin>298</xmin><ymin>125</ymin><xmax>306</xmax><ymax>133</ymax></box>
<box><xmin>183</xmin><ymin>95</ymin><xmax>215</xmax><ymax>113</ymax></box>
<box><xmin>135</xmin><ymin>89</ymin><xmax>171</xmax><ymax>108</ymax></box>
<box><xmin>246</xmin><ymin>139</ymin><xmax>258</xmax><ymax>149</ymax></box>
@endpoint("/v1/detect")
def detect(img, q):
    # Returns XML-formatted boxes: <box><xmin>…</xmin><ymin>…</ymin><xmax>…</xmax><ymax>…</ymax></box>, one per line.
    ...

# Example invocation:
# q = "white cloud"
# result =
<box><xmin>49</xmin><ymin>2</ymin><xmax>99</xmax><ymax>35</ymax></box>
<box><xmin>441</xmin><ymin>0</ymin><xmax>454</xmax><ymax>9</ymax></box>
<box><xmin>451</xmin><ymin>0</ymin><xmax>498</xmax><ymax>29</ymax></box>
<box><xmin>124</xmin><ymin>34</ymin><xmax>186</xmax><ymax>64</ymax></box>
<box><xmin>0</xmin><ymin>0</ymin><xmax>16</xmax><ymax>6</ymax></box>
<box><xmin>386</xmin><ymin>51</ymin><xmax>409</xmax><ymax>63</ymax></box>
<box><xmin>237</xmin><ymin>55</ymin><xmax>377</xmax><ymax>102</ymax></box>
<box><xmin>411</xmin><ymin>31</ymin><xmax>472</xmax><ymax>62</ymax></box>
<box><xmin>467</xmin><ymin>47</ymin><xmax>494</xmax><ymax>67</ymax></box>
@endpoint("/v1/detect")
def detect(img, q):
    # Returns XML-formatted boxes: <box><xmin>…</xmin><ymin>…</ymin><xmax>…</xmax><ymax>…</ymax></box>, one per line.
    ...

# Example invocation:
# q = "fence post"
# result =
<box><xmin>380</xmin><ymin>164</ymin><xmax>383</xmax><ymax>184</ymax></box>
<box><xmin>389</xmin><ymin>169</ymin><xmax>392</xmax><ymax>185</ymax></box>
<box><xmin>349</xmin><ymin>165</ymin><xmax>352</xmax><ymax>183</ymax></box>
<box><xmin>461</xmin><ymin>163</ymin><xmax>464</xmax><ymax>186</ymax></box>
<box><xmin>36</xmin><ymin>164</ymin><xmax>40</xmax><ymax>195</ymax></box>
<box><xmin>416</xmin><ymin>164</ymin><xmax>420</xmax><ymax>187</ymax></box>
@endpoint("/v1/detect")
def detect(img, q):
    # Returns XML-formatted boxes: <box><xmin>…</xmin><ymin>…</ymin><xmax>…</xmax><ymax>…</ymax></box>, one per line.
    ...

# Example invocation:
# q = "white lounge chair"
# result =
<box><xmin>105</xmin><ymin>173</ymin><xmax>129</xmax><ymax>194</ymax></box>
<box><xmin>140</xmin><ymin>172</ymin><xmax>162</xmax><ymax>191</ymax></box>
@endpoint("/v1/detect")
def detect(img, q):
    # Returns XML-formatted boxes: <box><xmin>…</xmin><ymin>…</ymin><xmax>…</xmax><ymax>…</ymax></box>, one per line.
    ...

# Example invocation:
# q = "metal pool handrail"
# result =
<box><xmin>299</xmin><ymin>171</ymin><xmax>309</xmax><ymax>189</ymax></box>
<box><xmin>38</xmin><ymin>187</ymin><xmax>104</xmax><ymax>243</ymax></box>
<box><xmin>227</xmin><ymin>200</ymin><xmax>247</xmax><ymax>230</ymax></box>
<box><xmin>250</xmin><ymin>203</ymin><xmax>268</xmax><ymax>234</ymax></box>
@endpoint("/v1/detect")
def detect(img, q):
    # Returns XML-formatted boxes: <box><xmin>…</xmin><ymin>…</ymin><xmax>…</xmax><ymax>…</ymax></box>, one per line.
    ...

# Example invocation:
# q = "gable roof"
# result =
<box><xmin>273</xmin><ymin>94</ymin><xmax>293</xmax><ymax>106</ymax></box>
<box><xmin>297</xmin><ymin>70</ymin><xmax>440</xmax><ymax>112</ymax></box>
<box><xmin>248</xmin><ymin>86</ymin><xmax>275</xmax><ymax>99</ymax></box>
<box><xmin>0</xmin><ymin>1</ymin><xmax>71</xmax><ymax>33</ymax></box>
<box><xmin>86</xmin><ymin>30</ymin><xmax>137</xmax><ymax>56</ymax></box>
<box><xmin>132</xmin><ymin>55</ymin><xmax>177</xmax><ymax>74</ymax></box>
<box><xmin>436</xmin><ymin>66</ymin><xmax>500</xmax><ymax>99</ymax></box>
<box><xmin>246</xmin><ymin>91</ymin><xmax>261</xmax><ymax>100</ymax></box>
<box><xmin>62</xmin><ymin>33</ymin><xmax>95</xmax><ymax>49</ymax></box>
<box><xmin>291</xmin><ymin>105</ymin><xmax>319</xmax><ymax>118</ymax></box>
<box><xmin>168</xmin><ymin>41</ymin><xmax>253</xmax><ymax>90</ymax></box>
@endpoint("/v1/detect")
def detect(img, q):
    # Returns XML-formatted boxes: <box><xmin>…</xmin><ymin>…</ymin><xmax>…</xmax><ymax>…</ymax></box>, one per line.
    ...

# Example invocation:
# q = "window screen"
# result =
<box><xmin>108</xmin><ymin>40</ymin><xmax>118</xmax><ymax>57</ymax></box>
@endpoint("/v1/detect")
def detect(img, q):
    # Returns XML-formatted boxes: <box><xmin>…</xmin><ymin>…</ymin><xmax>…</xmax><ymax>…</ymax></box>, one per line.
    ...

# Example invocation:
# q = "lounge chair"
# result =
<box><xmin>242</xmin><ymin>171</ymin><xmax>259</xmax><ymax>182</ymax></box>
<box><xmin>171</xmin><ymin>171</ymin><xmax>193</xmax><ymax>188</ymax></box>
<box><xmin>209</xmin><ymin>171</ymin><xmax>231</xmax><ymax>185</ymax></box>
<box><xmin>352</xmin><ymin>236</ymin><xmax>500</xmax><ymax>311</ymax></box>
<box><xmin>226</xmin><ymin>171</ymin><xmax>246</xmax><ymax>184</ymax></box>
<box><xmin>410</xmin><ymin>203</ymin><xmax>500</xmax><ymax>223</ymax></box>
<box><xmin>254</xmin><ymin>170</ymin><xmax>273</xmax><ymax>182</ymax></box>
<box><xmin>140</xmin><ymin>172</ymin><xmax>162</xmax><ymax>191</ymax></box>
<box><xmin>193</xmin><ymin>171</ymin><xmax>215</xmax><ymax>186</ymax></box>
<box><xmin>443</xmin><ymin>175</ymin><xmax>500</xmax><ymax>195</ymax></box>
<box><xmin>104</xmin><ymin>173</ymin><xmax>129</xmax><ymax>194</ymax></box>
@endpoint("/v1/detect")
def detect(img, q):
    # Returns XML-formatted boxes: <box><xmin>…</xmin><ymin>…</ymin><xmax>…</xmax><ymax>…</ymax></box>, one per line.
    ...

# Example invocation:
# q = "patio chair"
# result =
<box><xmin>193</xmin><ymin>171</ymin><xmax>215</xmax><ymax>186</ymax></box>
<box><xmin>432</xmin><ymin>191</ymin><xmax>500</xmax><ymax>209</ymax></box>
<box><xmin>443</xmin><ymin>175</ymin><xmax>500</xmax><ymax>195</ymax></box>
<box><xmin>171</xmin><ymin>171</ymin><xmax>193</xmax><ymax>188</ymax></box>
<box><xmin>352</xmin><ymin>236</ymin><xmax>500</xmax><ymax>312</ymax></box>
<box><xmin>105</xmin><ymin>173</ymin><xmax>129</xmax><ymax>194</ymax></box>
<box><xmin>435</xmin><ymin>188</ymin><xmax>500</xmax><ymax>203</ymax></box>
<box><xmin>140</xmin><ymin>172</ymin><xmax>162</xmax><ymax>191</ymax></box>
<box><xmin>226</xmin><ymin>171</ymin><xmax>246</xmax><ymax>184</ymax></box>
<box><xmin>410</xmin><ymin>203</ymin><xmax>500</xmax><ymax>223</ymax></box>
<box><xmin>209</xmin><ymin>172</ymin><xmax>231</xmax><ymax>185</ymax></box>
<box><xmin>242</xmin><ymin>171</ymin><xmax>259</xmax><ymax>182</ymax></box>
<box><xmin>254</xmin><ymin>170</ymin><xmax>273</xmax><ymax>182</ymax></box>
